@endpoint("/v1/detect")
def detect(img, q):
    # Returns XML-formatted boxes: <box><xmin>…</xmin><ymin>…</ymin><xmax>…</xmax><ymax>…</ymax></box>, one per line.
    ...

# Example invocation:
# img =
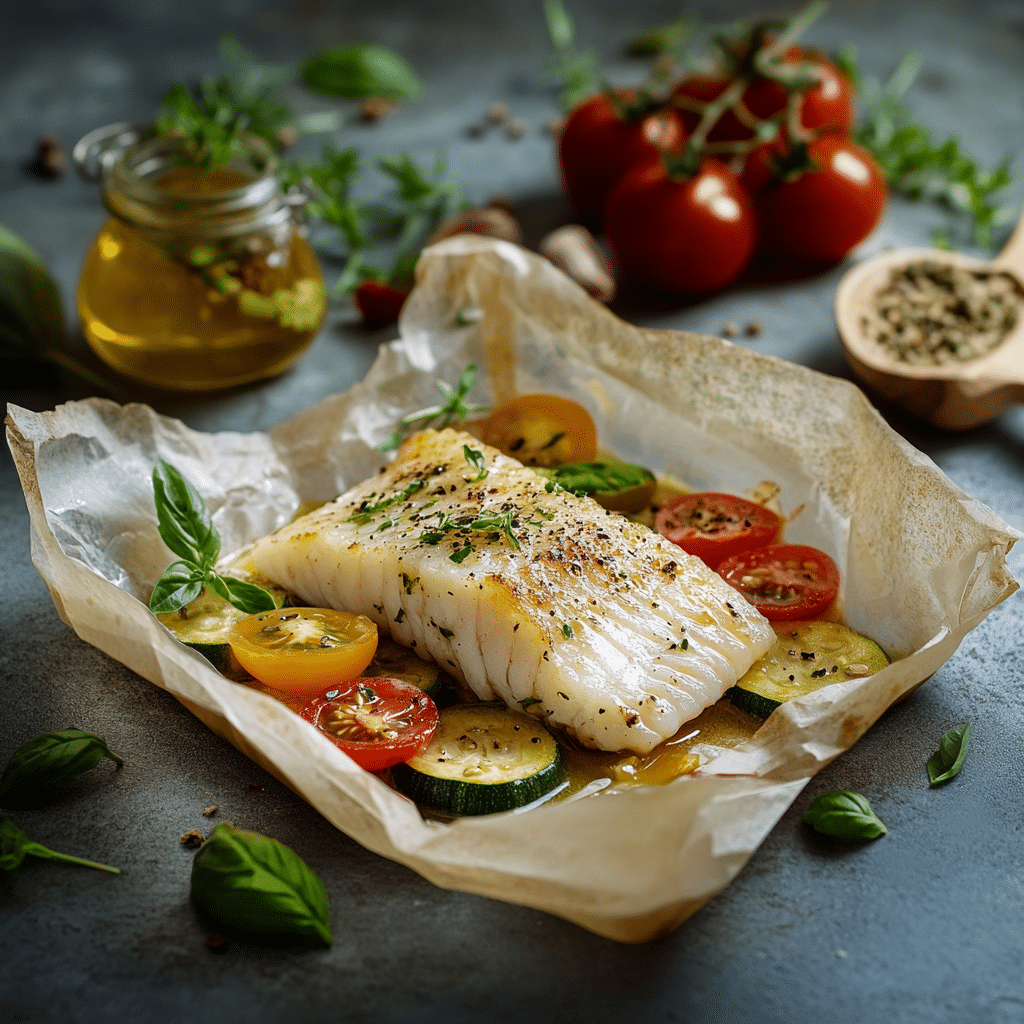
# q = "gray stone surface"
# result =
<box><xmin>2</xmin><ymin>2</ymin><xmax>1023</xmax><ymax>1022</ymax></box>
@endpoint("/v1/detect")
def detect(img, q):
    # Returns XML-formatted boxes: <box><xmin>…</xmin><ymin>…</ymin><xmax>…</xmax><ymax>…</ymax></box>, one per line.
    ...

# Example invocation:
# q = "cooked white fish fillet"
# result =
<box><xmin>246</xmin><ymin>428</ymin><xmax>774</xmax><ymax>754</ymax></box>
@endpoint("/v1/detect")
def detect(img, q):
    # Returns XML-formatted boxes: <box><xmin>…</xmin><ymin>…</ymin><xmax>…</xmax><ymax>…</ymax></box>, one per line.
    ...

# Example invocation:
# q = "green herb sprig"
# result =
<box><xmin>149</xmin><ymin>460</ymin><xmax>275</xmax><ymax>616</ymax></box>
<box><xmin>802</xmin><ymin>790</ymin><xmax>887</xmax><ymax>841</ymax></box>
<box><xmin>377</xmin><ymin>365</ymin><xmax>489</xmax><ymax>452</ymax></box>
<box><xmin>0</xmin><ymin>730</ymin><xmax>122</xmax><ymax>809</ymax></box>
<box><xmin>544</xmin><ymin>0</ymin><xmax>602</xmax><ymax>111</ymax></box>
<box><xmin>840</xmin><ymin>49</ymin><xmax>1015</xmax><ymax>248</ymax></box>
<box><xmin>927</xmin><ymin>722</ymin><xmax>970</xmax><ymax>786</ymax></box>
<box><xmin>1</xmin><ymin>817</ymin><xmax>119</xmax><ymax>874</ymax></box>
<box><xmin>190</xmin><ymin>822</ymin><xmax>332</xmax><ymax>946</ymax></box>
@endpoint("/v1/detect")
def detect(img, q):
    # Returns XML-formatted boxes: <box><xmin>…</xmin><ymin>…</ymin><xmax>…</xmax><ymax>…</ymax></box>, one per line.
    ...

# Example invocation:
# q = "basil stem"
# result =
<box><xmin>0</xmin><ymin>729</ymin><xmax>123</xmax><ymax>809</ymax></box>
<box><xmin>802</xmin><ymin>790</ymin><xmax>887</xmax><ymax>841</ymax></box>
<box><xmin>190</xmin><ymin>822</ymin><xmax>332</xmax><ymax>947</ymax></box>
<box><xmin>927</xmin><ymin>722</ymin><xmax>970</xmax><ymax>786</ymax></box>
<box><xmin>149</xmin><ymin>461</ymin><xmax>275</xmax><ymax>616</ymax></box>
<box><xmin>1</xmin><ymin>818</ymin><xmax>119</xmax><ymax>874</ymax></box>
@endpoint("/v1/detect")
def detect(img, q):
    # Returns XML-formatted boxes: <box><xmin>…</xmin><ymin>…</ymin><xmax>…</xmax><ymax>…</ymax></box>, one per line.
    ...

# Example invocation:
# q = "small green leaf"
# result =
<box><xmin>463</xmin><ymin>445</ymin><xmax>488</xmax><ymax>482</ymax></box>
<box><xmin>302</xmin><ymin>44</ymin><xmax>421</xmax><ymax>100</ymax></box>
<box><xmin>190</xmin><ymin>822</ymin><xmax>332</xmax><ymax>946</ymax></box>
<box><xmin>802</xmin><ymin>790</ymin><xmax>887</xmax><ymax>841</ymax></box>
<box><xmin>0</xmin><ymin>729</ymin><xmax>123</xmax><ymax>809</ymax></box>
<box><xmin>928</xmin><ymin>722</ymin><xmax>970</xmax><ymax>786</ymax></box>
<box><xmin>208</xmin><ymin>573</ymin><xmax>276</xmax><ymax>615</ymax></box>
<box><xmin>153</xmin><ymin>460</ymin><xmax>221</xmax><ymax>567</ymax></box>
<box><xmin>149</xmin><ymin>562</ymin><xmax>205</xmax><ymax>615</ymax></box>
<box><xmin>1</xmin><ymin>818</ymin><xmax>119</xmax><ymax>873</ymax></box>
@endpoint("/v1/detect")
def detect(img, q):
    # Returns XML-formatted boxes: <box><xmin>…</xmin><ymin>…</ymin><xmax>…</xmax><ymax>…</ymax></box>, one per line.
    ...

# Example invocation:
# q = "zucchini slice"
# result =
<box><xmin>393</xmin><ymin>704</ymin><xmax>566</xmax><ymax>816</ymax></box>
<box><xmin>157</xmin><ymin>575</ymin><xmax>290</xmax><ymax>680</ymax></box>
<box><xmin>727</xmin><ymin>620</ymin><xmax>890</xmax><ymax>719</ymax></box>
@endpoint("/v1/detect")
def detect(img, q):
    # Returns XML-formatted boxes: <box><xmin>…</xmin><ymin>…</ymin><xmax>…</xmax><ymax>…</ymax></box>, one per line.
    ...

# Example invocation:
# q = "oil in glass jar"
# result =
<box><xmin>76</xmin><ymin>129</ymin><xmax>326</xmax><ymax>391</ymax></box>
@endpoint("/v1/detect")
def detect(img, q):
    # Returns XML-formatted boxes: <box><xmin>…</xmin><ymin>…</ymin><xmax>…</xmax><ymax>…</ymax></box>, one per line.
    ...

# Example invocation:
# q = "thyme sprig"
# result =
<box><xmin>377</xmin><ymin>365</ymin><xmax>489</xmax><ymax>452</ymax></box>
<box><xmin>839</xmin><ymin>49</ymin><xmax>1015</xmax><ymax>248</ymax></box>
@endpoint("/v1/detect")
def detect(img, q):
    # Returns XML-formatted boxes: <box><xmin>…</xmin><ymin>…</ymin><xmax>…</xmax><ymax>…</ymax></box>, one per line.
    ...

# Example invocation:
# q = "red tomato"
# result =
<box><xmin>716</xmin><ymin>544</ymin><xmax>840</xmax><ymax>621</ymax></box>
<box><xmin>300</xmin><ymin>677</ymin><xmax>439</xmax><ymax>773</ymax></box>
<box><xmin>655</xmin><ymin>492</ymin><xmax>782</xmax><ymax>568</ymax></box>
<box><xmin>603</xmin><ymin>156</ymin><xmax>756</xmax><ymax>295</ymax></box>
<box><xmin>753</xmin><ymin>133</ymin><xmax>887</xmax><ymax>264</ymax></box>
<box><xmin>558</xmin><ymin>89</ymin><xmax>686</xmax><ymax>223</ymax></box>
<box><xmin>673</xmin><ymin>48</ymin><xmax>854</xmax><ymax>143</ymax></box>
<box><xmin>354</xmin><ymin>281</ymin><xmax>409</xmax><ymax>329</ymax></box>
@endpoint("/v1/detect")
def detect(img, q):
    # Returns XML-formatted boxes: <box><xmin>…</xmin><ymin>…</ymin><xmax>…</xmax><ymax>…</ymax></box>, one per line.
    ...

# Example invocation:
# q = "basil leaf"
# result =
<box><xmin>928</xmin><ymin>722</ymin><xmax>970</xmax><ymax>785</ymax></box>
<box><xmin>190</xmin><ymin>822</ymin><xmax>332</xmax><ymax>947</ymax></box>
<box><xmin>149</xmin><ymin>561</ymin><xmax>205</xmax><ymax>615</ymax></box>
<box><xmin>302</xmin><ymin>44</ymin><xmax>421</xmax><ymax>100</ymax></box>
<box><xmin>0</xmin><ymin>223</ymin><xmax>66</xmax><ymax>361</ymax></box>
<box><xmin>152</xmin><ymin>460</ymin><xmax>221</xmax><ymax>566</ymax></box>
<box><xmin>545</xmin><ymin>461</ymin><xmax>654</xmax><ymax>496</ymax></box>
<box><xmin>1</xmin><ymin>817</ymin><xmax>119</xmax><ymax>873</ymax></box>
<box><xmin>0</xmin><ymin>729</ymin><xmax>124</xmax><ymax>809</ymax></box>
<box><xmin>802</xmin><ymin>790</ymin><xmax>887</xmax><ymax>841</ymax></box>
<box><xmin>209</xmin><ymin>573</ymin><xmax>276</xmax><ymax>614</ymax></box>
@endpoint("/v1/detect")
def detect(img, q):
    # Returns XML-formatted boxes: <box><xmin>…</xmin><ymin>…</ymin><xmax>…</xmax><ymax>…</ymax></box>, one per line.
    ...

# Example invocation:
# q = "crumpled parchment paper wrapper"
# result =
<box><xmin>7</xmin><ymin>237</ymin><xmax>1020</xmax><ymax>942</ymax></box>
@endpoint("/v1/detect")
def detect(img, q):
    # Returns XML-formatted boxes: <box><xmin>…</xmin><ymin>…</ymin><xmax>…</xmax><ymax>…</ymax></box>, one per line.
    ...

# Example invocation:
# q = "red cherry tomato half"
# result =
<box><xmin>300</xmin><ymin>677</ymin><xmax>439</xmax><ymax>773</ymax></box>
<box><xmin>716</xmin><ymin>544</ymin><xmax>841</xmax><ymax>621</ymax></box>
<box><xmin>655</xmin><ymin>492</ymin><xmax>782</xmax><ymax>568</ymax></box>
<box><xmin>604</xmin><ymin>156</ymin><xmax>756</xmax><ymax>295</ymax></box>
<box><xmin>754</xmin><ymin>134</ymin><xmax>887</xmax><ymax>264</ymax></box>
<box><xmin>558</xmin><ymin>89</ymin><xmax>686</xmax><ymax>223</ymax></box>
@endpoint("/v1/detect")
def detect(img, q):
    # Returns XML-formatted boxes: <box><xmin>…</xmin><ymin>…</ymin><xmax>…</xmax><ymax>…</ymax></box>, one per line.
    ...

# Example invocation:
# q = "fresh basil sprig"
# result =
<box><xmin>1</xmin><ymin>817</ymin><xmax>119</xmax><ymax>874</ymax></box>
<box><xmin>301</xmin><ymin>43</ymin><xmax>421</xmax><ymax>100</ymax></box>
<box><xmin>927</xmin><ymin>722</ymin><xmax>970</xmax><ymax>786</ymax></box>
<box><xmin>190</xmin><ymin>822</ymin><xmax>332</xmax><ymax>947</ymax></box>
<box><xmin>0</xmin><ymin>729</ymin><xmax>123</xmax><ymax>809</ymax></box>
<box><xmin>802</xmin><ymin>790</ymin><xmax>887</xmax><ymax>841</ymax></box>
<box><xmin>149</xmin><ymin>460</ymin><xmax>275</xmax><ymax>617</ymax></box>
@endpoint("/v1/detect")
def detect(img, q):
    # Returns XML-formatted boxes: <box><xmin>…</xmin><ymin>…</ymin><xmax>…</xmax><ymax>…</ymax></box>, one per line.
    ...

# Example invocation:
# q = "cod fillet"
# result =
<box><xmin>246</xmin><ymin>428</ymin><xmax>774</xmax><ymax>753</ymax></box>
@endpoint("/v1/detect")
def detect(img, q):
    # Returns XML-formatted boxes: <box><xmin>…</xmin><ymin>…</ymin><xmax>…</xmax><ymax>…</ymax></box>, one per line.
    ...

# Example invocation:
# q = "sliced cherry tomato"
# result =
<box><xmin>300</xmin><ymin>677</ymin><xmax>439</xmax><ymax>772</ymax></box>
<box><xmin>603</xmin><ymin>156</ymin><xmax>756</xmax><ymax>295</ymax></box>
<box><xmin>752</xmin><ymin>133</ymin><xmax>887</xmax><ymax>264</ymax></box>
<box><xmin>655</xmin><ymin>492</ymin><xmax>782</xmax><ymax>568</ymax></box>
<box><xmin>716</xmin><ymin>544</ymin><xmax>840</xmax><ymax>621</ymax></box>
<box><xmin>227</xmin><ymin>608</ymin><xmax>378</xmax><ymax>695</ymax></box>
<box><xmin>558</xmin><ymin>88</ymin><xmax>686</xmax><ymax>223</ymax></box>
<box><xmin>354</xmin><ymin>280</ymin><xmax>409</xmax><ymax>329</ymax></box>
<box><xmin>482</xmin><ymin>393</ymin><xmax>598</xmax><ymax>468</ymax></box>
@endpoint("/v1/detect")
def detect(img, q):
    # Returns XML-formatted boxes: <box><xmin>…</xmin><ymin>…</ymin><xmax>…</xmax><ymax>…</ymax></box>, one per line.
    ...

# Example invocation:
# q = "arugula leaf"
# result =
<box><xmin>149</xmin><ymin>461</ymin><xmax>275</xmax><ymax>616</ymax></box>
<box><xmin>190</xmin><ymin>822</ymin><xmax>332</xmax><ymax>946</ymax></box>
<box><xmin>1</xmin><ymin>817</ymin><xmax>119</xmax><ymax>874</ymax></box>
<box><xmin>927</xmin><ymin>722</ymin><xmax>970</xmax><ymax>786</ymax></box>
<box><xmin>302</xmin><ymin>43</ymin><xmax>421</xmax><ymax>100</ymax></box>
<box><xmin>0</xmin><ymin>730</ymin><xmax>123</xmax><ymax>809</ymax></box>
<box><xmin>802</xmin><ymin>790</ymin><xmax>887</xmax><ymax>840</ymax></box>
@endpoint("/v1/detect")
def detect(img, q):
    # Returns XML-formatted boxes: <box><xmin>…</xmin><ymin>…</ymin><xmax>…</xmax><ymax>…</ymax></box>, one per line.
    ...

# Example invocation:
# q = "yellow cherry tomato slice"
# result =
<box><xmin>227</xmin><ymin>608</ymin><xmax>378</xmax><ymax>695</ymax></box>
<box><xmin>481</xmin><ymin>393</ymin><xmax>598</xmax><ymax>468</ymax></box>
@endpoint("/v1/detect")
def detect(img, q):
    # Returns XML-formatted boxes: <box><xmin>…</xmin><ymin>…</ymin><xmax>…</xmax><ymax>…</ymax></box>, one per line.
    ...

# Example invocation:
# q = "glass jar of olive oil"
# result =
<box><xmin>75</xmin><ymin>127</ymin><xmax>326</xmax><ymax>390</ymax></box>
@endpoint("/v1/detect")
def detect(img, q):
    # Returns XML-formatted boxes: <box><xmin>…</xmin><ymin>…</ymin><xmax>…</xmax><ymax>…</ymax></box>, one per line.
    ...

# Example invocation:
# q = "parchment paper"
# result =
<box><xmin>7</xmin><ymin>236</ymin><xmax>1020</xmax><ymax>942</ymax></box>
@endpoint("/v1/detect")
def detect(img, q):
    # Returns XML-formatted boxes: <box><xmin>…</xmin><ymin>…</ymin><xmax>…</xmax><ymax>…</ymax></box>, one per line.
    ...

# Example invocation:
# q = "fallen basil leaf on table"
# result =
<box><xmin>927</xmin><ymin>722</ymin><xmax>970</xmax><ymax>786</ymax></box>
<box><xmin>301</xmin><ymin>43</ymin><xmax>421</xmax><ymax>100</ymax></box>
<box><xmin>1</xmin><ymin>818</ymin><xmax>120</xmax><ymax>873</ymax></box>
<box><xmin>190</xmin><ymin>822</ymin><xmax>332</xmax><ymax>947</ymax></box>
<box><xmin>0</xmin><ymin>729</ymin><xmax>123</xmax><ymax>808</ymax></box>
<box><xmin>802</xmin><ymin>790</ymin><xmax>887</xmax><ymax>840</ymax></box>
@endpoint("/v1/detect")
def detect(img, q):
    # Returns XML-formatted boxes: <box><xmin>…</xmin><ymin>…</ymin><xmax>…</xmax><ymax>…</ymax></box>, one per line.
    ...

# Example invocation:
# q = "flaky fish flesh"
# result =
<box><xmin>246</xmin><ymin>428</ymin><xmax>774</xmax><ymax>753</ymax></box>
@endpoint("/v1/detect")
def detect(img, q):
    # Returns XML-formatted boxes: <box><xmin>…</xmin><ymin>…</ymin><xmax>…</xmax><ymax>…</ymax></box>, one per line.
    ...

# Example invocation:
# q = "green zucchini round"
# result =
<box><xmin>727</xmin><ymin>620</ymin><xmax>890</xmax><ymax>719</ymax></box>
<box><xmin>393</xmin><ymin>704</ymin><xmax>566</xmax><ymax>816</ymax></box>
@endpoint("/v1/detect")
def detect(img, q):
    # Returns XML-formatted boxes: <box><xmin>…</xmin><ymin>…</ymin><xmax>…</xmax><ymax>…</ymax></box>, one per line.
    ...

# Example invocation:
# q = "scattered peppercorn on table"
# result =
<box><xmin>2</xmin><ymin>1</ymin><xmax>1023</xmax><ymax>1022</ymax></box>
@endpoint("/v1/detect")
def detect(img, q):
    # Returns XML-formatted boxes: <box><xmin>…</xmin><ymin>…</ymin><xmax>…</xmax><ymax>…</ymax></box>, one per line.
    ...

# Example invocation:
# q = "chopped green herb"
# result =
<box><xmin>438</xmin><ymin>626</ymin><xmax>455</xmax><ymax>639</ymax></box>
<box><xmin>561</xmin><ymin>623</ymin><xmax>574</xmax><ymax>638</ymax></box>
<box><xmin>347</xmin><ymin>478</ymin><xmax>426</xmax><ymax>525</ymax></box>
<box><xmin>463</xmin><ymin>445</ymin><xmax>488</xmax><ymax>482</ymax></box>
